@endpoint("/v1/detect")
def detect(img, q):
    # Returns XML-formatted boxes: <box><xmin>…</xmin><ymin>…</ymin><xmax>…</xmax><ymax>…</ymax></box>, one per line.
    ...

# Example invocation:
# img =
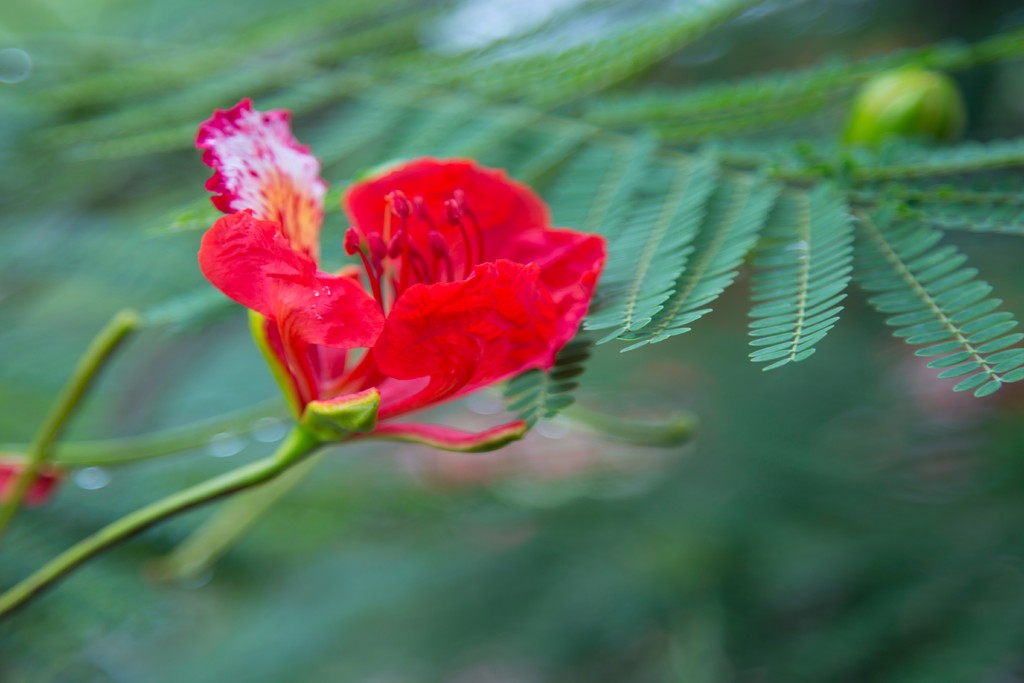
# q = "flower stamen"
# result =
<box><xmin>344</xmin><ymin>227</ymin><xmax>386</xmax><ymax>310</ymax></box>
<box><xmin>444</xmin><ymin>198</ymin><xmax>475</xmax><ymax>278</ymax></box>
<box><xmin>454</xmin><ymin>188</ymin><xmax>485</xmax><ymax>263</ymax></box>
<box><xmin>428</xmin><ymin>229</ymin><xmax>455</xmax><ymax>282</ymax></box>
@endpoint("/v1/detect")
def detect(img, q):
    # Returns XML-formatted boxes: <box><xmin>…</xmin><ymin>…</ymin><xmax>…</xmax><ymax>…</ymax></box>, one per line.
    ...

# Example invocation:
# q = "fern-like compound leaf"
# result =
<box><xmin>856</xmin><ymin>210</ymin><xmax>1024</xmax><ymax>396</ymax></box>
<box><xmin>853</xmin><ymin>138</ymin><xmax>1024</xmax><ymax>182</ymax></box>
<box><xmin>586</xmin><ymin>154</ymin><xmax>720</xmax><ymax>341</ymax></box>
<box><xmin>504</xmin><ymin>339</ymin><xmax>593</xmax><ymax>428</ymax></box>
<box><xmin>545</xmin><ymin>136</ymin><xmax>654</xmax><ymax>239</ymax></box>
<box><xmin>455</xmin><ymin>0</ymin><xmax>763</xmax><ymax>106</ymax></box>
<box><xmin>585</xmin><ymin>30</ymin><xmax>1024</xmax><ymax>136</ymax></box>
<box><xmin>748</xmin><ymin>185</ymin><xmax>854</xmax><ymax>370</ymax></box>
<box><xmin>620</xmin><ymin>175</ymin><xmax>779</xmax><ymax>350</ymax></box>
<box><xmin>857</xmin><ymin>182</ymin><xmax>1024</xmax><ymax>236</ymax></box>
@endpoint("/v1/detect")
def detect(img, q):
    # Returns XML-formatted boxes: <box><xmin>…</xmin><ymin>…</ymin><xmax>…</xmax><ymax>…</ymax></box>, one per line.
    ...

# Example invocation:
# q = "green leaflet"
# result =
<box><xmin>853</xmin><ymin>180</ymin><xmax>1024</xmax><ymax>236</ymax></box>
<box><xmin>447</xmin><ymin>0</ymin><xmax>764</xmax><ymax>106</ymax></box>
<box><xmin>852</xmin><ymin>138</ymin><xmax>1024</xmax><ymax>182</ymax></box>
<box><xmin>586</xmin><ymin>154</ymin><xmax>720</xmax><ymax>342</ymax></box>
<box><xmin>747</xmin><ymin>185</ymin><xmax>854</xmax><ymax>370</ymax></box>
<box><xmin>545</xmin><ymin>136</ymin><xmax>655</xmax><ymax>239</ymax></box>
<box><xmin>620</xmin><ymin>175</ymin><xmax>779</xmax><ymax>349</ymax></box>
<box><xmin>585</xmin><ymin>30</ymin><xmax>1024</xmax><ymax>137</ymax></box>
<box><xmin>503</xmin><ymin>339</ymin><xmax>593</xmax><ymax>428</ymax></box>
<box><xmin>856</xmin><ymin>210</ymin><xmax>1024</xmax><ymax>397</ymax></box>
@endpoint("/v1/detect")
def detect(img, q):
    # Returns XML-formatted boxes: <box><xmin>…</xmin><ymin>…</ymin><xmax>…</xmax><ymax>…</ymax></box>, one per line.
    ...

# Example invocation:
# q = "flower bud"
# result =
<box><xmin>844</xmin><ymin>69</ymin><xmax>966</xmax><ymax>147</ymax></box>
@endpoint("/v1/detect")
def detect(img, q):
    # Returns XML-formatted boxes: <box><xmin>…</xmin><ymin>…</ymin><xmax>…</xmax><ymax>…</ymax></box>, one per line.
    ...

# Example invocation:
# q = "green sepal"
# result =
<box><xmin>248</xmin><ymin>311</ymin><xmax>304</xmax><ymax>420</ymax></box>
<box><xmin>300</xmin><ymin>389</ymin><xmax>380</xmax><ymax>441</ymax></box>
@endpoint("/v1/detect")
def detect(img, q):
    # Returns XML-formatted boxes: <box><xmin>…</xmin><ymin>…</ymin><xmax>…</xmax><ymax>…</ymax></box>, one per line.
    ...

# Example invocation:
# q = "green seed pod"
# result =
<box><xmin>844</xmin><ymin>69</ymin><xmax>966</xmax><ymax>146</ymax></box>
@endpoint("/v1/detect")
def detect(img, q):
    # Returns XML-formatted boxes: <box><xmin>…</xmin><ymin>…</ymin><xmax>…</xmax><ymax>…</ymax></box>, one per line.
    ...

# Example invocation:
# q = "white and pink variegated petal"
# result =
<box><xmin>197</xmin><ymin>98</ymin><xmax>326</xmax><ymax>260</ymax></box>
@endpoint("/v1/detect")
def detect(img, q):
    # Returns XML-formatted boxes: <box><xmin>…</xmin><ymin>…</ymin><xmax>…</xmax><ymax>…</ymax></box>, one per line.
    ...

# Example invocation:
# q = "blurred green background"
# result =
<box><xmin>3</xmin><ymin>0</ymin><xmax>1024</xmax><ymax>681</ymax></box>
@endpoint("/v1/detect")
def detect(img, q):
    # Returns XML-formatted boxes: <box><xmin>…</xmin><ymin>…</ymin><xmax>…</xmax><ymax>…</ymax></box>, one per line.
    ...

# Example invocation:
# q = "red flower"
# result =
<box><xmin>196</xmin><ymin>100</ymin><xmax>605</xmax><ymax>449</ymax></box>
<box><xmin>0</xmin><ymin>457</ymin><xmax>61</xmax><ymax>506</ymax></box>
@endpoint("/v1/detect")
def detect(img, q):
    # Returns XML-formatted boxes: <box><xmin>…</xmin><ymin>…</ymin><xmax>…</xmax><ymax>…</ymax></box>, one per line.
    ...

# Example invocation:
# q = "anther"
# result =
<box><xmin>388</xmin><ymin>230</ymin><xmax>405</xmax><ymax>259</ymax></box>
<box><xmin>414</xmin><ymin>196</ymin><xmax>437</xmax><ymax>230</ymax></box>
<box><xmin>347</xmin><ymin>227</ymin><xmax>385</xmax><ymax>309</ymax></box>
<box><xmin>428</xmin><ymin>230</ymin><xmax>448</xmax><ymax>258</ymax></box>
<box><xmin>428</xmin><ymin>230</ymin><xmax>455</xmax><ymax>282</ymax></box>
<box><xmin>367</xmin><ymin>233</ymin><xmax>387</xmax><ymax>270</ymax></box>
<box><xmin>453</xmin><ymin>188</ymin><xmax>484</xmax><ymax>262</ymax></box>
<box><xmin>445</xmin><ymin>197</ymin><xmax>475</xmax><ymax>275</ymax></box>
<box><xmin>344</xmin><ymin>227</ymin><xmax>361</xmax><ymax>256</ymax></box>
<box><xmin>389</xmin><ymin>191</ymin><xmax>411</xmax><ymax>219</ymax></box>
<box><xmin>444</xmin><ymin>198</ymin><xmax>462</xmax><ymax>226</ymax></box>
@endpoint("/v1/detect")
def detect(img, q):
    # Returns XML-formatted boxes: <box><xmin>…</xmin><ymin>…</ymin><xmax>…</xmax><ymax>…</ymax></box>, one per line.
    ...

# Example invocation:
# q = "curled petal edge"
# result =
<box><xmin>359</xmin><ymin>420</ymin><xmax>529</xmax><ymax>453</ymax></box>
<box><xmin>196</xmin><ymin>98</ymin><xmax>326</xmax><ymax>259</ymax></box>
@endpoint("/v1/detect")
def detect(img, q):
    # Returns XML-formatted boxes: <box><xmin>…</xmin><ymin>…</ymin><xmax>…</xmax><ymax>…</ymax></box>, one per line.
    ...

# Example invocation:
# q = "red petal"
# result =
<box><xmin>199</xmin><ymin>211</ymin><xmax>313</xmax><ymax>318</ymax></box>
<box><xmin>365</xmin><ymin>421</ymin><xmax>528</xmax><ymax>452</ymax></box>
<box><xmin>197</xmin><ymin>99</ymin><xmax>326</xmax><ymax>259</ymax></box>
<box><xmin>199</xmin><ymin>211</ymin><xmax>384</xmax><ymax>349</ymax></box>
<box><xmin>501</xmin><ymin>228</ymin><xmax>607</xmax><ymax>348</ymax></box>
<box><xmin>373</xmin><ymin>260</ymin><xmax>559</xmax><ymax>419</ymax></box>
<box><xmin>344</xmin><ymin>158</ymin><xmax>549</xmax><ymax>255</ymax></box>
<box><xmin>272</xmin><ymin>272</ymin><xmax>383</xmax><ymax>349</ymax></box>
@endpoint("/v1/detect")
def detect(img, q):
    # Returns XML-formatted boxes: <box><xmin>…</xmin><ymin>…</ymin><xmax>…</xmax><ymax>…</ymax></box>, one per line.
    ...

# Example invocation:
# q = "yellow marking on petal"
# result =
<box><xmin>262</xmin><ymin>170</ymin><xmax>323</xmax><ymax>261</ymax></box>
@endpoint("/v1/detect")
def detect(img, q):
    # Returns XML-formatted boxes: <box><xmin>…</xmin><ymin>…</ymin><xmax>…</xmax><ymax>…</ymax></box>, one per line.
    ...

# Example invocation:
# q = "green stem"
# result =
<box><xmin>563</xmin><ymin>405</ymin><xmax>697</xmax><ymax>448</ymax></box>
<box><xmin>0</xmin><ymin>309</ymin><xmax>139</xmax><ymax>539</ymax></box>
<box><xmin>0</xmin><ymin>427</ymin><xmax>322</xmax><ymax>620</ymax></box>
<box><xmin>151</xmin><ymin>451</ymin><xmax>326</xmax><ymax>582</ymax></box>
<box><xmin>0</xmin><ymin>399</ymin><xmax>288</xmax><ymax>467</ymax></box>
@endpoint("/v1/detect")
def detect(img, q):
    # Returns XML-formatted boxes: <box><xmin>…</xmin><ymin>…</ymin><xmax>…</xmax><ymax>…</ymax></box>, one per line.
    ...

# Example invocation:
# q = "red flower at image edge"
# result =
<box><xmin>0</xmin><ymin>457</ymin><xmax>61</xmax><ymax>506</ymax></box>
<box><xmin>196</xmin><ymin>99</ymin><xmax>605</xmax><ymax>448</ymax></box>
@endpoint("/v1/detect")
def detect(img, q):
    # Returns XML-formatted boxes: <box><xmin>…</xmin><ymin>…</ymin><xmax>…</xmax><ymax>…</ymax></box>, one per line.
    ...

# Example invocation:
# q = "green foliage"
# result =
<box><xmin>621</xmin><ymin>175</ymin><xmax>779</xmax><ymax>349</ymax></box>
<box><xmin>544</xmin><ymin>135</ymin><xmax>654</xmax><ymax>237</ymax></box>
<box><xmin>443</xmin><ymin>0</ymin><xmax>763</xmax><ymax>105</ymax></box>
<box><xmin>585</xmin><ymin>29</ymin><xmax>1024</xmax><ymax>140</ymax></box>
<box><xmin>747</xmin><ymin>185</ymin><xmax>854</xmax><ymax>370</ymax></box>
<box><xmin>503</xmin><ymin>339</ymin><xmax>592</xmax><ymax>427</ymax></box>
<box><xmin>585</xmin><ymin>154</ymin><xmax>720</xmax><ymax>341</ymax></box>
<box><xmin>864</xmin><ymin>181</ymin><xmax>1024</xmax><ymax>235</ymax></box>
<box><xmin>852</xmin><ymin>138</ymin><xmax>1024</xmax><ymax>181</ymax></box>
<box><xmin>856</xmin><ymin>210</ymin><xmax>1024</xmax><ymax>396</ymax></box>
<box><xmin>6</xmin><ymin>1</ymin><xmax>1024</xmax><ymax>680</ymax></box>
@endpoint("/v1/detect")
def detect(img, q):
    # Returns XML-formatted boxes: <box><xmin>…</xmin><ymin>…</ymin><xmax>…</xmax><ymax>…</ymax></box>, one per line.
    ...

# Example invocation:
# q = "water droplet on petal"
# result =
<box><xmin>0</xmin><ymin>49</ymin><xmax>31</xmax><ymax>84</ymax></box>
<box><xmin>74</xmin><ymin>467</ymin><xmax>111</xmax><ymax>490</ymax></box>
<box><xmin>251</xmin><ymin>416</ymin><xmax>286</xmax><ymax>443</ymax></box>
<box><xmin>207</xmin><ymin>432</ymin><xmax>244</xmax><ymax>458</ymax></box>
<box><xmin>313</xmin><ymin>290</ymin><xmax>320</xmax><ymax>297</ymax></box>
